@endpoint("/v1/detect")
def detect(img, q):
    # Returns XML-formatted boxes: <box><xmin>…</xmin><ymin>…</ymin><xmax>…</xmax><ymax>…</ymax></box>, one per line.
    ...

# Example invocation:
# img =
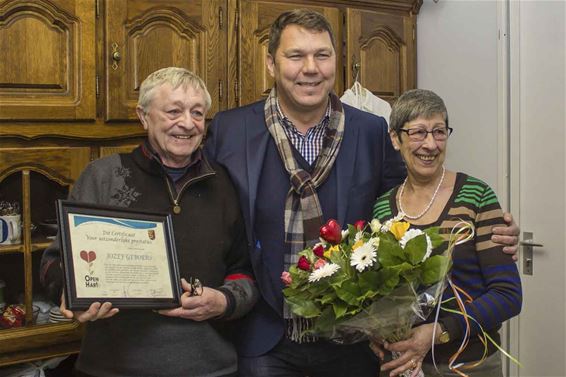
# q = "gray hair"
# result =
<box><xmin>389</xmin><ymin>89</ymin><xmax>449</xmax><ymax>133</ymax></box>
<box><xmin>137</xmin><ymin>67</ymin><xmax>211</xmax><ymax>113</ymax></box>
<box><xmin>268</xmin><ymin>9</ymin><xmax>336</xmax><ymax>56</ymax></box>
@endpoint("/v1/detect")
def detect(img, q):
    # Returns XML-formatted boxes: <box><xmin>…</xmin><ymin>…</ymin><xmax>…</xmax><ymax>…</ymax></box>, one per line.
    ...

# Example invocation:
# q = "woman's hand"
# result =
<box><xmin>158</xmin><ymin>278</ymin><xmax>227</xmax><ymax>321</ymax></box>
<box><xmin>381</xmin><ymin>323</ymin><xmax>438</xmax><ymax>377</ymax></box>
<box><xmin>60</xmin><ymin>293</ymin><xmax>119</xmax><ymax>322</ymax></box>
<box><xmin>369</xmin><ymin>338</ymin><xmax>385</xmax><ymax>360</ymax></box>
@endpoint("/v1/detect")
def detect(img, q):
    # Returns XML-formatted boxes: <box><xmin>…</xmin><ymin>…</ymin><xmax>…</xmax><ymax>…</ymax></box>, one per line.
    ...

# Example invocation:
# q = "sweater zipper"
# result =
<box><xmin>164</xmin><ymin>173</ymin><xmax>215</xmax><ymax>215</ymax></box>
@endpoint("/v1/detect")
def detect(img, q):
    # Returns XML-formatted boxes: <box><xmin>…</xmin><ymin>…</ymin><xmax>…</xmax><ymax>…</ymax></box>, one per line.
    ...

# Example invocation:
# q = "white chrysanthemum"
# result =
<box><xmin>371</xmin><ymin>236</ymin><xmax>380</xmax><ymax>249</ymax></box>
<box><xmin>393</xmin><ymin>212</ymin><xmax>406</xmax><ymax>222</ymax></box>
<box><xmin>354</xmin><ymin>231</ymin><xmax>363</xmax><ymax>242</ymax></box>
<box><xmin>399</xmin><ymin>229</ymin><xmax>433</xmax><ymax>262</ymax></box>
<box><xmin>350</xmin><ymin>242</ymin><xmax>377</xmax><ymax>272</ymax></box>
<box><xmin>308</xmin><ymin>263</ymin><xmax>341</xmax><ymax>282</ymax></box>
<box><xmin>369</xmin><ymin>219</ymin><xmax>382</xmax><ymax>233</ymax></box>
<box><xmin>381</xmin><ymin>219</ymin><xmax>393</xmax><ymax>232</ymax></box>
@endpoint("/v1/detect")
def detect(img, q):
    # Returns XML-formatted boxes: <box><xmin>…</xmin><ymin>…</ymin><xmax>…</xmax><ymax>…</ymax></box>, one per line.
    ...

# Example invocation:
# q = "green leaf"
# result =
<box><xmin>421</xmin><ymin>255</ymin><xmax>450</xmax><ymax>285</ymax></box>
<box><xmin>375</xmin><ymin>268</ymin><xmax>400</xmax><ymax>295</ymax></box>
<box><xmin>357</xmin><ymin>270</ymin><xmax>380</xmax><ymax>301</ymax></box>
<box><xmin>332</xmin><ymin>300</ymin><xmax>349</xmax><ymax>318</ymax></box>
<box><xmin>424</xmin><ymin>227</ymin><xmax>445</xmax><ymax>248</ymax></box>
<box><xmin>404</xmin><ymin>234</ymin><xmax>427</xmax><ymax>265</ymax></box>
<box><xmin>335</xmin><ymin>280</ymin><xmax>362</xmax><ymax>306</ymax></box>
<box><xmin>378</xmin><ymin>236</ymin><xmax>405</xmax><ymax>266</ymax></box>
<box><xmin>314</xmin><ymin>307</ymin><xmax>338</xmax><ymax>333</ymax></box>
<box><xmin>319</xmin><ymin>291</ymin><xmax>338</xmax><ymax>305</ymax></box>
<box><xmin>284</xmin><ymin>295</ymin><xmax>321</xmax><ymax>318</ymax></box>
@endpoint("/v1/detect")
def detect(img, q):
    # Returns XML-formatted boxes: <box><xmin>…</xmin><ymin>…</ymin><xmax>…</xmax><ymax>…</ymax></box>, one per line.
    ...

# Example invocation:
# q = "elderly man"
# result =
<box><xmin>40</xmin><ymin>67</ymin><xmax>257</xmax><ymax>377</ymax></box>
<box><xmin>205</xmin><ymin>9</ymin><xmax>519</xmax><ymax>377</ymax></box>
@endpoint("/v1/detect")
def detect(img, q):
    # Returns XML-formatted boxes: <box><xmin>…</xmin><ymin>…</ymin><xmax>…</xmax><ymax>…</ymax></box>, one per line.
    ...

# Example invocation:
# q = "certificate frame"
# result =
<box><xmin>57</xmin><ymin>200</ymin><xmax>182</xmax><ymax>310</ymax></box>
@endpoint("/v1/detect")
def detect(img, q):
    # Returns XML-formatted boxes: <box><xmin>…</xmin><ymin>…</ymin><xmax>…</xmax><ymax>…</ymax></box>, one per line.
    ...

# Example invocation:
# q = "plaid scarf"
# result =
<box><xmin>264</xmin><ymin>87</ymin><xmax>345</xmax><ymax>341</ymax></box>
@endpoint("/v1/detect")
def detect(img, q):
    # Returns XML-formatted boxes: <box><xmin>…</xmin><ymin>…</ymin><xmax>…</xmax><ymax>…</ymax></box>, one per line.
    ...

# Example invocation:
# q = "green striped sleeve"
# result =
<box><xmin>372</xmin><ymin>189</ymin><xmax>395</xmax><ymax>221</ymax></box>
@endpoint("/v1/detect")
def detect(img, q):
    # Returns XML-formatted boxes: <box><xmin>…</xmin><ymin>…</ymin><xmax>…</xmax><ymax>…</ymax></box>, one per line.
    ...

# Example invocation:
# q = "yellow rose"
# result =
<box><xmin>352</xmin><ymin>239</ymin><xmax>365</xmax><ymax>251</ymax></box>
<box><xmin>389</xmin><ymin>221</ymin><xmax>411</xmax><ymax>240</ymax></box>
<box><xmin>324</xmin><ymin>245</ymin><xmax>340</xmax><ymax>258</ymax></box>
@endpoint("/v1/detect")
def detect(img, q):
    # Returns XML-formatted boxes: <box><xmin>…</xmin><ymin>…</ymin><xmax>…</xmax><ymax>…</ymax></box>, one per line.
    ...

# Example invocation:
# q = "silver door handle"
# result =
<box><xmin>519</xmin><ymin>240</ymin><xmax>544</xmax><ymax>248</ymax></box>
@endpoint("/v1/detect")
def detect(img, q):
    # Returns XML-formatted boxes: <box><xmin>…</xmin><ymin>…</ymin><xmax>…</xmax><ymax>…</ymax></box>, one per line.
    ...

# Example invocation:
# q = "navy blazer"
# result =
<box><xmin>205</xmin><ymin>100</ymin><xmax>405</xmax><ymax>356</ymax></box>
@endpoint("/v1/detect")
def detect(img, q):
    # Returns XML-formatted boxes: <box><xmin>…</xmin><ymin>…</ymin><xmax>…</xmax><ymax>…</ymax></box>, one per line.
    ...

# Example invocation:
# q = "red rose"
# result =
<box><xmin>297</xmin><ymin>256</ymin><xmax>311</xmax><ymax>271</ymax></box>
<box><xmin>319</xmin><ymin>219</ymin><xmax>342</xmax><ymax>244</ymax></box>
<box><xmin>313</xmin><ymin>244</ymin><xmax>325</xmax><ymax>258</ymax></box>
<box><xmin>354</xmin><ymin>220</ymin><xmax>366</xmax><ymax>231</ymax></box>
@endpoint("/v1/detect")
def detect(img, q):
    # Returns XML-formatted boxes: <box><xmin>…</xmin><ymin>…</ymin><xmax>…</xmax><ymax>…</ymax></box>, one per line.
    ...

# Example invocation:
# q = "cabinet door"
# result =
<box><xmin>0</xmin><ymin>0</ymin><xmax>95</xmax><ymax>120</ymax></box>
<box><xmin>238</xmin><ymin>0</ymin><xmax>343</xmax><ymax>106</ymax></box>
<box><xmin>345</xmin><ymin>8</ymin><xmax>416</xmax><ymax>103</ymax></box>
<box><xmin>105</xmin><ymin>0</ymin><xmax>227</xmax><ymax>121</ymax></box>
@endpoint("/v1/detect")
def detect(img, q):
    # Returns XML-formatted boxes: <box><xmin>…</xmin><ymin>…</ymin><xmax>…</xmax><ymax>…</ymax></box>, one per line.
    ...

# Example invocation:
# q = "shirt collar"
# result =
<box><xmin>275</xmin><ymin>97</ymin><xmax>332</xmax><ymax>133</ymax></box>
<box><xmin>142</xmin><ymin>140</ymin><xmax>203</xmax><ymax>170</ymax></box>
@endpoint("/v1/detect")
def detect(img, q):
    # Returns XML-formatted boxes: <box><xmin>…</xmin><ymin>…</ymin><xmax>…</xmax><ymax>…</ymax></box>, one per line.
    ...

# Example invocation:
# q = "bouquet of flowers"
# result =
<box><xmin>282</xmin><ymin>216</ymin><xmax>454</xmax><ymax>375</ymax></box>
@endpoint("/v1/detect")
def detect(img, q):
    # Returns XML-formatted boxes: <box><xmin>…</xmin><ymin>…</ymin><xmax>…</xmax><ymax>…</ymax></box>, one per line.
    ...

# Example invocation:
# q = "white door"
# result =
<box><xmin>508</xmin><ymin>1</ymin><xmax>566</xmax><ymax>376</ymax></box>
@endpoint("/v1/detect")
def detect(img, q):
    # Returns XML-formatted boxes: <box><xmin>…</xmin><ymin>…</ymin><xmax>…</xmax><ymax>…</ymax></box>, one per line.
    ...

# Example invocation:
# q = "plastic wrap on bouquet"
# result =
<box><xmin>319</xmin><ymin>282</ymin><xmax>443</xmax><ymax>377</ymax></box>
<box><xmin>317</xmin><ymin>282</ymin><xmax>443</xmax><ymax>344</ymax></box>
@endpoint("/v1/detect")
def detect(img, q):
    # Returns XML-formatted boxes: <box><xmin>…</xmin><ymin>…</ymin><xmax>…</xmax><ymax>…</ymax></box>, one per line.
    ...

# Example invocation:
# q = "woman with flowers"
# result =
<box><xmin>372</xmin><ymin>89</ymin><xmax>522</xmax><ymax>377</ymax></box>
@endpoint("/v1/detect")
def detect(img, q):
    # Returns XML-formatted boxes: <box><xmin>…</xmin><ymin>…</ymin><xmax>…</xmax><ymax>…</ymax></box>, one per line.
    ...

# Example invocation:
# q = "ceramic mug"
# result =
<box><xmin>0</xmin><ymin>214</ymin><xmax>21</xmax><ymax>245</ymax></box>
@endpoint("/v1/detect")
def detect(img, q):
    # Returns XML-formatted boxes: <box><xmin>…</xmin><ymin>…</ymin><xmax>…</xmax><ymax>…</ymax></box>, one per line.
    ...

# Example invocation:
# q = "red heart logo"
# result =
<box><xmin>80</xmin><ymin>250</ymin><xmax>96</xmax><ymax>263</ymax></box>
<box><xmin>319</xmin><ymin>219</ymin><xmax>342</xmax><ymax>244</ymax></box>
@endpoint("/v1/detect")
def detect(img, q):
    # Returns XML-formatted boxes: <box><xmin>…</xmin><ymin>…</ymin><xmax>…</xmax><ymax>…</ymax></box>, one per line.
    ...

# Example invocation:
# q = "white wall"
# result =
<box><xmin>417</xmin><ymin>0</ymin><xmax>500</xmax><ymax>190</ymax></box>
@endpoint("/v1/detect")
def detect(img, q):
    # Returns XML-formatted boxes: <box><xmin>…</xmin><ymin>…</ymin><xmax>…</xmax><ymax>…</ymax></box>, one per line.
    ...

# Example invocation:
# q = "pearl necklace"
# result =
<box><xmin>398</xmin><ymin>166</ymin><xmax>446</xmax><ymax>220</ymax></box>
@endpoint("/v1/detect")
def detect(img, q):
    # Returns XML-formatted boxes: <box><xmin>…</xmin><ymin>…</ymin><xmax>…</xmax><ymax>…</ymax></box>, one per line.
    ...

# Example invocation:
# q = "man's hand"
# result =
<box><xmin>158</xmin><ymin>278</ymin><xmax>227</xmax><ymax>321</ymax></box>
<box><xmin>492</xmin><ymin>212</ymin><xmax>520</xmax><ymax>260</ymax></box>
<box><xmin>60</xmin><ymin>293</ymin><xmax>119</xmax><ymax>323</ymax></box>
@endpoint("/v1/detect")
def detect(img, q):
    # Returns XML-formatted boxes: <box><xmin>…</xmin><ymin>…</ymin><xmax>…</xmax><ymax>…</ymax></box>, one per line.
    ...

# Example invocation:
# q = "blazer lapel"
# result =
<box><xmin>335</xmin><ymin>110</ymin><xmax>359</xmax><ymax>225</ymax></box>
<box><xmin>245</xmin><ymin>105</ymin><xmax>270</xmax><ymax>242</ymax></box>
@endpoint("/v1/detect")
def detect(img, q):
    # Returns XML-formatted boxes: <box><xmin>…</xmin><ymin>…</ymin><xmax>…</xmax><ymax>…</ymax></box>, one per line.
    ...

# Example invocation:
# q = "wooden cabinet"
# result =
<box><xmin>0</xmin><ymin>147</ymin><xmax>91</xmax><ymax>365</ymax></box>
<box><xmin>0</xmin><ymin>0</ymin><xmax>421</xmax><ymax>367</ymax></box>
<box><xmin>0</xmin><ymin>0</ymin><xmax>96</xmax><ymax>121</ymax></box>
<box><xmin>105</xmin><ymin>0</ymin><xmax>227</xmax><ymax>120</ymax></box>
<box><xmin>345</xmin><ymin>7</ymin><xmax>417</xmax><ymax>102</ymax></box>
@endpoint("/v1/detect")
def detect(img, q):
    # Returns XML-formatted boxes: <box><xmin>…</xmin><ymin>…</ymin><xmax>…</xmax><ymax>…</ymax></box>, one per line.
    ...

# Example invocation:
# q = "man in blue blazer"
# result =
<box><xmin>205</xmin><ymin>8</ymin><xmax>519</xmax><ymax>377</ymax></box>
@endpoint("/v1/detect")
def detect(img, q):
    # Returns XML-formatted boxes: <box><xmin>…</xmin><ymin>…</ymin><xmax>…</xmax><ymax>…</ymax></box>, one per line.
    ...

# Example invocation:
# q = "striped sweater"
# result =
<box><xmin>373</xmin><ymin>173</ymin><xmax>522</xmax><ymax>363</ymax></box>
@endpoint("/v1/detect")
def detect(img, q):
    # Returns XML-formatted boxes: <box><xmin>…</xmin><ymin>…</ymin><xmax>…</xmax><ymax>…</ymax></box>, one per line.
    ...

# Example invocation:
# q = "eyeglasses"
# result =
<box><xmin>188</xmin><ymin>277</ymin><xmax>203</xmax><ymax>297</ymax></box>
<box><xmin>398</xmin><ymin>127</ymin><xmax>453</xmax><ymax>142</ymax></box>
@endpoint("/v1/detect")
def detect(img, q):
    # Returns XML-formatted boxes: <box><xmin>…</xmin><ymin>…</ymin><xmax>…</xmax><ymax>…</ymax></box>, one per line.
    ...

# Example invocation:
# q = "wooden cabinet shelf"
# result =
<box><xmin>0</xmin><ymin>239</ymin><xmax>54</xmax><ymax>255</ymax></box>
<box><xmin>0</xmin><ymin>244</ymin><xmax>24</xmax><ymax>255</ymax></box>
<box><xmin>0</xmin><ymin>322</ymin><xmax>83</xmax><ymax>367</ymax></box>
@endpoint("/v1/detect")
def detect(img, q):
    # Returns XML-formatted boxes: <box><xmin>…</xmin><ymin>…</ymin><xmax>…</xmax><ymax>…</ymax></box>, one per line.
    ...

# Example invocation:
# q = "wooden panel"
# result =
<box><xmin>0</xmin><ymin>147</ymin><xmax>91</xmax><ymax>184</ymax></box>
<box><xmin>105</xmin><ymin>0</ymin><xmax>227</xmax><ymax>121</ymax></box>
<box><xmin>0</xmin><ymin>0</ymin><xmax>95</xmax><ymax>120</ymax></box>
<box><xmin>238</xmin><ymin>0</ymin><xmax>343</xmax><ymax>106</ymax></box>
<box><xmin>345</xmin><ymin>8</ymin><xmax>416</xmax><ymax>103</ymax></box>
<box><xmin>99</xmin><ymin>144</ymin><xmax>138</xmax><ymax>157</ymax></box>
<box><xmin>0</xmin><ymin>321</ymin><xmax>83</xmax><ymax>356</ymax></box>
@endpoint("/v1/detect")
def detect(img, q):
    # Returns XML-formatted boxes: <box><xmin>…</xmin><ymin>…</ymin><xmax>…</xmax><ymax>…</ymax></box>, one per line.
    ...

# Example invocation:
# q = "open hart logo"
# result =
<box><xmin>80</xmin><ymin>250</ymin><xmax>98</xmax><ymax>287</ymax></box>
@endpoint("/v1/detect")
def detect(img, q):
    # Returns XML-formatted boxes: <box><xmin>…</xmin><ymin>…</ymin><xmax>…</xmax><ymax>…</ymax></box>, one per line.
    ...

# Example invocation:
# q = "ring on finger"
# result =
<box><xmin>410</xmin><ymin>359</ymin><xmax>417</xmax><ymax>369</ymax></box>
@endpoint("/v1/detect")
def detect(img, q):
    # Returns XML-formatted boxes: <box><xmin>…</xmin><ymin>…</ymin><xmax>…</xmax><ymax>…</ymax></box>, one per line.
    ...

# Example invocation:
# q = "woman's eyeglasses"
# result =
<box><xmin>398</xmin><ymin>127</ymin><xmax>453</xmax><ymax>142</ymax></box>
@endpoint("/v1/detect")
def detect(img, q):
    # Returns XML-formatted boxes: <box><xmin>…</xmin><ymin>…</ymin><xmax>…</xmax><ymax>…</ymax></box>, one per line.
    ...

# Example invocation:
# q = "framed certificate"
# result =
<box><xmin>57</xmin><ymin>200</ymin><xmax>182</xmax><ymax>310</ymax></box>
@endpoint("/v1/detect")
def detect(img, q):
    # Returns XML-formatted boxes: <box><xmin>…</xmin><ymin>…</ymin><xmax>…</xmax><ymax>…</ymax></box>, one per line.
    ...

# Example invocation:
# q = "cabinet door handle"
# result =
<box><xmin>111</xmin><ymin>42</ymin><xmax>121</xmax><ymax>70</ymax></box>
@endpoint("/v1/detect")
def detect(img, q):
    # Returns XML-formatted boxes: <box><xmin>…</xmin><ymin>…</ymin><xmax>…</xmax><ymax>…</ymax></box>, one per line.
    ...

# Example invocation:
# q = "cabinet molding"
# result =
<box><xmin>0</xmin><ymin>0</ymin><xmax>95</xmax><ymax>120</ymax></box>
